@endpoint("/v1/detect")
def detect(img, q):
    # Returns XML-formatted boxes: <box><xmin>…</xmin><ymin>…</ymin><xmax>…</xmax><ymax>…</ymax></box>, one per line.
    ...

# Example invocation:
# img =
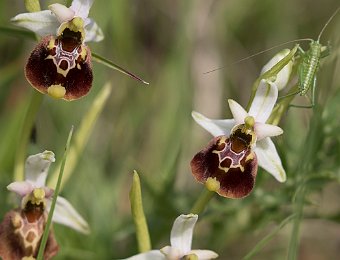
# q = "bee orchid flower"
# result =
<box><xmin>191</xmin><ymin>79</ymin><xmax>286</xmax><ymax>198</ymax></box>
<box><xmin>11</xmin><ymin>0</ymin><xmax>104</xmax><ymax>100</ymax></box>
<box><xmin>5</xmin><ymin>151</ymin><xmax>90</xmax><ymax>234</ymax></box>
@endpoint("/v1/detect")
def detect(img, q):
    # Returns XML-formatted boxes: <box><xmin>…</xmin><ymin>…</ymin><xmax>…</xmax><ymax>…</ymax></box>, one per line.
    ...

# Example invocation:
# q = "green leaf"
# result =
<box><xmin>92</xmin><ymin>52</ymin><xmax>149</xmax><ymax>85</ymax></box>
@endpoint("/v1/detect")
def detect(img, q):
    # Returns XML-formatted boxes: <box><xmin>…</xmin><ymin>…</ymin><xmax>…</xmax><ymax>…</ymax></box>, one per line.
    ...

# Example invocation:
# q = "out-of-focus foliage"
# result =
<box><xmin>0</xmin><ymin>0</ymin><xmax>340</xmax><ymax>259</ymax></box>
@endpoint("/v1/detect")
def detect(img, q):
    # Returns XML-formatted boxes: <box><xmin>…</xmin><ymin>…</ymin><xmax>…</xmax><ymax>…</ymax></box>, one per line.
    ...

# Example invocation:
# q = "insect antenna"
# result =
<box><xmin>203</xmin><ymin>38</ymin><xmax>312</xmax><ymax>74</ymax></box>
<box><xmin>317</xmin><ymin>6</ymin><xmax>340</xmax><ymax>42</ymax></box>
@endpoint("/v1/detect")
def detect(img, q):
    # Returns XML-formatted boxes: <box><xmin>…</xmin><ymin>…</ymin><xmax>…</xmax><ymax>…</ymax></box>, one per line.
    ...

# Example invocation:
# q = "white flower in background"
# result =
<box><xmin>11</xmin><ymin>0</ymin><xmax>103</xmax><ymax>42</ymax></box>
<box><xmin>7</xmin><ymin>151</ymin><xmax>90</xmax><ymax>234</ymax></box>
<box><xmin>192</xmin><ymin>79</ymin><xmax>286</xmax><ymax>183</ymax></box>
<box><xmin>124</xmin><ymin>214</ymin><xmax>218</xmax><ymax>260</ymax></box>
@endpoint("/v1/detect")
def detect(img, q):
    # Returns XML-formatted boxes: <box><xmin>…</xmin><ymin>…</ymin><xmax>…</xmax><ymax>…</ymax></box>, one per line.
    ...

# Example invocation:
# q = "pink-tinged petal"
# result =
<box><xmin>255</xmin><ymin>138</ymin><xmax>286</xmax><ymax>182</ymax></box>
<box><xmin>7</xmin><ymin>181</ymin><xmax>33</xmax><ymax>196</ymax></box>
<box><xmin>191</xmin><ymin>135</ymin><xmax>258</xmax><ymax>199</ymax></box>
<box><xmin>192</xmin><ymin>111</ymin><xmax>235</xmax><ymax>137</ymax></box>
<box><xmin>47</xmin><ymin>196</ymin><xmax>90</xmax><ymax>234</ymax></box>
<box><xmin>84</xmin><ymin>18</ymin><xmax>104</xmax><ymax>42</ymax></box>
<box><xmin>160</xmin><ymin>246</ymin><xmax>182</xmax><ymax>259</ymax></box>
<box><xmin>43</xmin><ymin>187</ymin><xmax>54</xmax><ymax>198</ymax></box>
<box><xmin>170</xmin><ymin>214</ymin><xmax>198</xmax><ymax>254</ymax></box>
<box><xmin>248</xmin><ymin>79</ymin><xmax>278</xmax><ymax>123</ymax></box>
<box><xmin>228</xmin><ymin>99</ymin><xmax>248</xmax><ymax>124</ymax></box>
<box><xmin>260</xmin><ymin>49</ymin><xmax>293</xmax><ymax>91</ymax></box>
<box><xmin>70</xmin><ymin>0</ymin><xmax>93</xmax><ymax>19</ymax></box>
<box><xmin>255</xmin><ymin>123</ymin><xmax>283</xmax><ymax>140</ymax></box>
<box><xmin>123</xmin><ymin>250</ymin><xmax>165</xmax><ymax>260</ymax></box>
<box><xmin>49</xmin><ymin>3</ymin><xmax>75</xmax><ymax>23</ymax></box>
<box><xmin>11</xmin><ymin>10</ymin><xmax>59</xmax><ymax>36</ymax></box>
<box><xmin>189</xmin><ymin>249</ymin><xmax>219</xmax><ymax>259</ymax></box>
<box><xmin>25</xmin><ymin>151</ymin><xmax>55</xmax><ymax>187</ymax></box>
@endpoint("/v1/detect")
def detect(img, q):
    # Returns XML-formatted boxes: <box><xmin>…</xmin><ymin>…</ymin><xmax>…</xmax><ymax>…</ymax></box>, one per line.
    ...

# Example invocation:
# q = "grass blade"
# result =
<box><xmin>37</xmin><ymin>126</ymin><xmax>74</xmax><ymax>260</ymax></box>
<box><xmin>92</xmin><ymin>52</ymin><xmax>149</xmax><ymax>85</ymax></box>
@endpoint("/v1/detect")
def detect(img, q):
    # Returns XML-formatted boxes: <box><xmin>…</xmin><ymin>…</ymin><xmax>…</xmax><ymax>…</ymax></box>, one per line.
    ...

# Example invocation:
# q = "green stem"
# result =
<box><xmin>243</xmin><ymin>214</ymin><xmax>297</xmax><ymax>259</ymax></box>
<box><xmin>287</xmin><ymin>106</ymin><xmax>321</xmax><ymax>259</ymax></box>
<box><xmin>37</xmin><ymin>126</ymin><xmax>74</xmax><ymax>260</ymax></box>
<box><xmin>190</xmin><ymin>188</ymin><xmax>215</xmax><ymax>214</ymax></box>
<box><xmin>14</xmin><ymin>90</ymin><xmax>43</xmax><ymax>181</ymax></box>
<box><xmin>287</xmin><ymin>188</ymin><xmax>306</xmax><ymax>260</ymax></box>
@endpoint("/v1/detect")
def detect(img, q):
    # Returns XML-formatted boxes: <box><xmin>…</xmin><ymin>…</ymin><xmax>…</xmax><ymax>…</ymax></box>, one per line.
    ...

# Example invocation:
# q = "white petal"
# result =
<box><xmin>248</xmin><ymin>80</ymin><xmax>278</xmax><ymax>123</ymax></box>
<box><xmin>228</xmin><ymin>99</ymin><xmax>248</xmax><ymax>124</ymax></box>
<box><xmin>7</xmin><ymin>181</ymin><xmax>33</xmax><ymax>196</ymax></box>
<box><xmin>25</xmin><ymin>151</ymin><xmax>55</xmax><ymax>187</ymax></box>
<box><xmin>70</xmin><ymin>0</ymin><xmax>94</xmax><ymax>19</ymax></box>
<box><xmin>255</xmin><ymin>138</ymin><xmax>286</xmax><ymax>182</ymax></box>
<box><xmin>122</xmin><ymin>250</ymin><xmax>165</xmax><ymax>260</ymax></box>
<box><xmin>189</xmin><ymin>249</ymin><xmax>219</xmax><ymax>259</ymax></box>
<box><xmin>47</xmin><ymin>196</ymin><xmax>90</xmax><ymax>234</ymax></box>
<box><xmin>49</xmin><ymin>3</ymin><xmax>75</xmax><ymax>23</ymax></box>
<box><xmin>255</xmin><ymin>123</ymin><xmax>283</xmax><ymax>140</ymax></box>
<box><xmin>192</xmin><ymin>111</ymin><xmax>235</xmax><ymax>137</ymax></box>
<box><xmin>84</xmin><ymin>18</ymin><xmax>104</xmax><ymax>42</ymax></box>
<box><xmin>261</xmin><ymin>49</ymin><xmax>293</xmax><ymax>91</ymax></box>
<box><xmin>11</xmin><ymin>10</ymin><xmax>59</xmax><ymax>36</ymax></box>
<box><xmin>170</xmin><ymin>214</ymin><xmax>198</xmax><ymax>254</ymax></box>
<box><xmin>160</xmin><ymin>246</ymin><xmax>182</xmax><ymax>259</ymax></box>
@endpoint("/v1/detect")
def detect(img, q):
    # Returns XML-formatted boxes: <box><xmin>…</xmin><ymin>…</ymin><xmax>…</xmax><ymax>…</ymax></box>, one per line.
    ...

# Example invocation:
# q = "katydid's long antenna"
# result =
<box><xmin>317</xmin><ymin>6</ymin><xmax>340</xmax><ymax>42</ymax></box>
<box><xmin>203</xmin><ymin>38</ymin><xmax>312</xmax><ymax>74</ymax></box>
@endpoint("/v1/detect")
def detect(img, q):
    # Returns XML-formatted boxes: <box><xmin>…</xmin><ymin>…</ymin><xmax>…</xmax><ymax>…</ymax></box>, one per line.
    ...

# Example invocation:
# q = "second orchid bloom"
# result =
<box><xmin>191</xmin><ymin>49</ymin><xmax>293</xmax><ymax>198</ymax></box>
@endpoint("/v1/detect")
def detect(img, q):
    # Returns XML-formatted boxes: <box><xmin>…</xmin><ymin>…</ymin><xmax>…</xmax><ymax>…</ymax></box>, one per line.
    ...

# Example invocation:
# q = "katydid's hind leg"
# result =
<box><xmin>278</xmin><ymin>90</ymin><xmax>300</xmax><ymax>101</ymax></box>
<box><xmin>310</xmin><ymin>76</ymin><xmax>317</xmax><ymax>107</ymax></box>
<box><xmin>289</xmin><ymin>77</ymin><xmax>316</xmax><ymax>109</ymax></box>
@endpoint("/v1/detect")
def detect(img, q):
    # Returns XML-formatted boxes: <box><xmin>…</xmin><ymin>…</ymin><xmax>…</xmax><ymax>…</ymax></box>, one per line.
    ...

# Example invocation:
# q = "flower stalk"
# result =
<box><xmin>190</xmin><ymin>188</ymin><xmax>215</xmax><ymax>215</ymax></box>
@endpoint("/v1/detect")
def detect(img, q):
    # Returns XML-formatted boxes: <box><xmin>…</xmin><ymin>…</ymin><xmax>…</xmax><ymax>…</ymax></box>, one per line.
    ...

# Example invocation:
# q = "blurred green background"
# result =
<box><xmin>1</xmin><ymin>0</ymin><xmax>340</xmax><ymax>259</ymax></box>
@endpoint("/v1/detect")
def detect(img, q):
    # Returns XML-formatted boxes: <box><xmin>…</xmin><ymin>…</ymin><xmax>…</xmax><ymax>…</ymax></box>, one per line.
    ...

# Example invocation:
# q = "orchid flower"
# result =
<box><xmin>6</xmin><ymin>151</ymin><xmax>90</xmax><ymax>234</ymax></box>
<box><xmin>191</xmin><ymin>79</ymin><xmax>285</xmax><ymax>198</ymax></box>
<box><xmin>124</xmin><ymin>214</ymin><xmax>218</xmax><ymax>260</ymax></box>
<box><xmin>11</xmin><ymin>0</ymin><xmax>104</xmax><ymax>100</ymax></box>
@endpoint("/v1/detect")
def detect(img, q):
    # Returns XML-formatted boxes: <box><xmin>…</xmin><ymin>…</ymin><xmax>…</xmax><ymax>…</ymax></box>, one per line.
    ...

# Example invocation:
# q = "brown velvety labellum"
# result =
<box><xmin>191</xmin><ymin>135</ymin><xmax>258</xmax><ymax>199</ymax></box>
<box><xmin>0</xmin><ymin>209</ymin><xmax>58</xmax><ymax>260</ymax></box>
<box><xmin>25</xmin><ymin>35</ymin><xmax>93</xmax><ymax>101</ymax></box>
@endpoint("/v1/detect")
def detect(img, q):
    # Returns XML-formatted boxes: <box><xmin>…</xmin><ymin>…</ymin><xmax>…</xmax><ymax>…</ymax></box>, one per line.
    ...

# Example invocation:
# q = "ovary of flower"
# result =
<box><xmin>123</xmin><ymin>214</ymin><xmax>218</xmax><ymax>260</ymax></box>
<box><xmin>7</xmin><ymin>151</ymin><xmax>90</xmax><ymax>234</ymax></box>
<box><xmin>192</xmin><ymin>79</ymin><xmax>286</xmax><ymax>182</ymax></box>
